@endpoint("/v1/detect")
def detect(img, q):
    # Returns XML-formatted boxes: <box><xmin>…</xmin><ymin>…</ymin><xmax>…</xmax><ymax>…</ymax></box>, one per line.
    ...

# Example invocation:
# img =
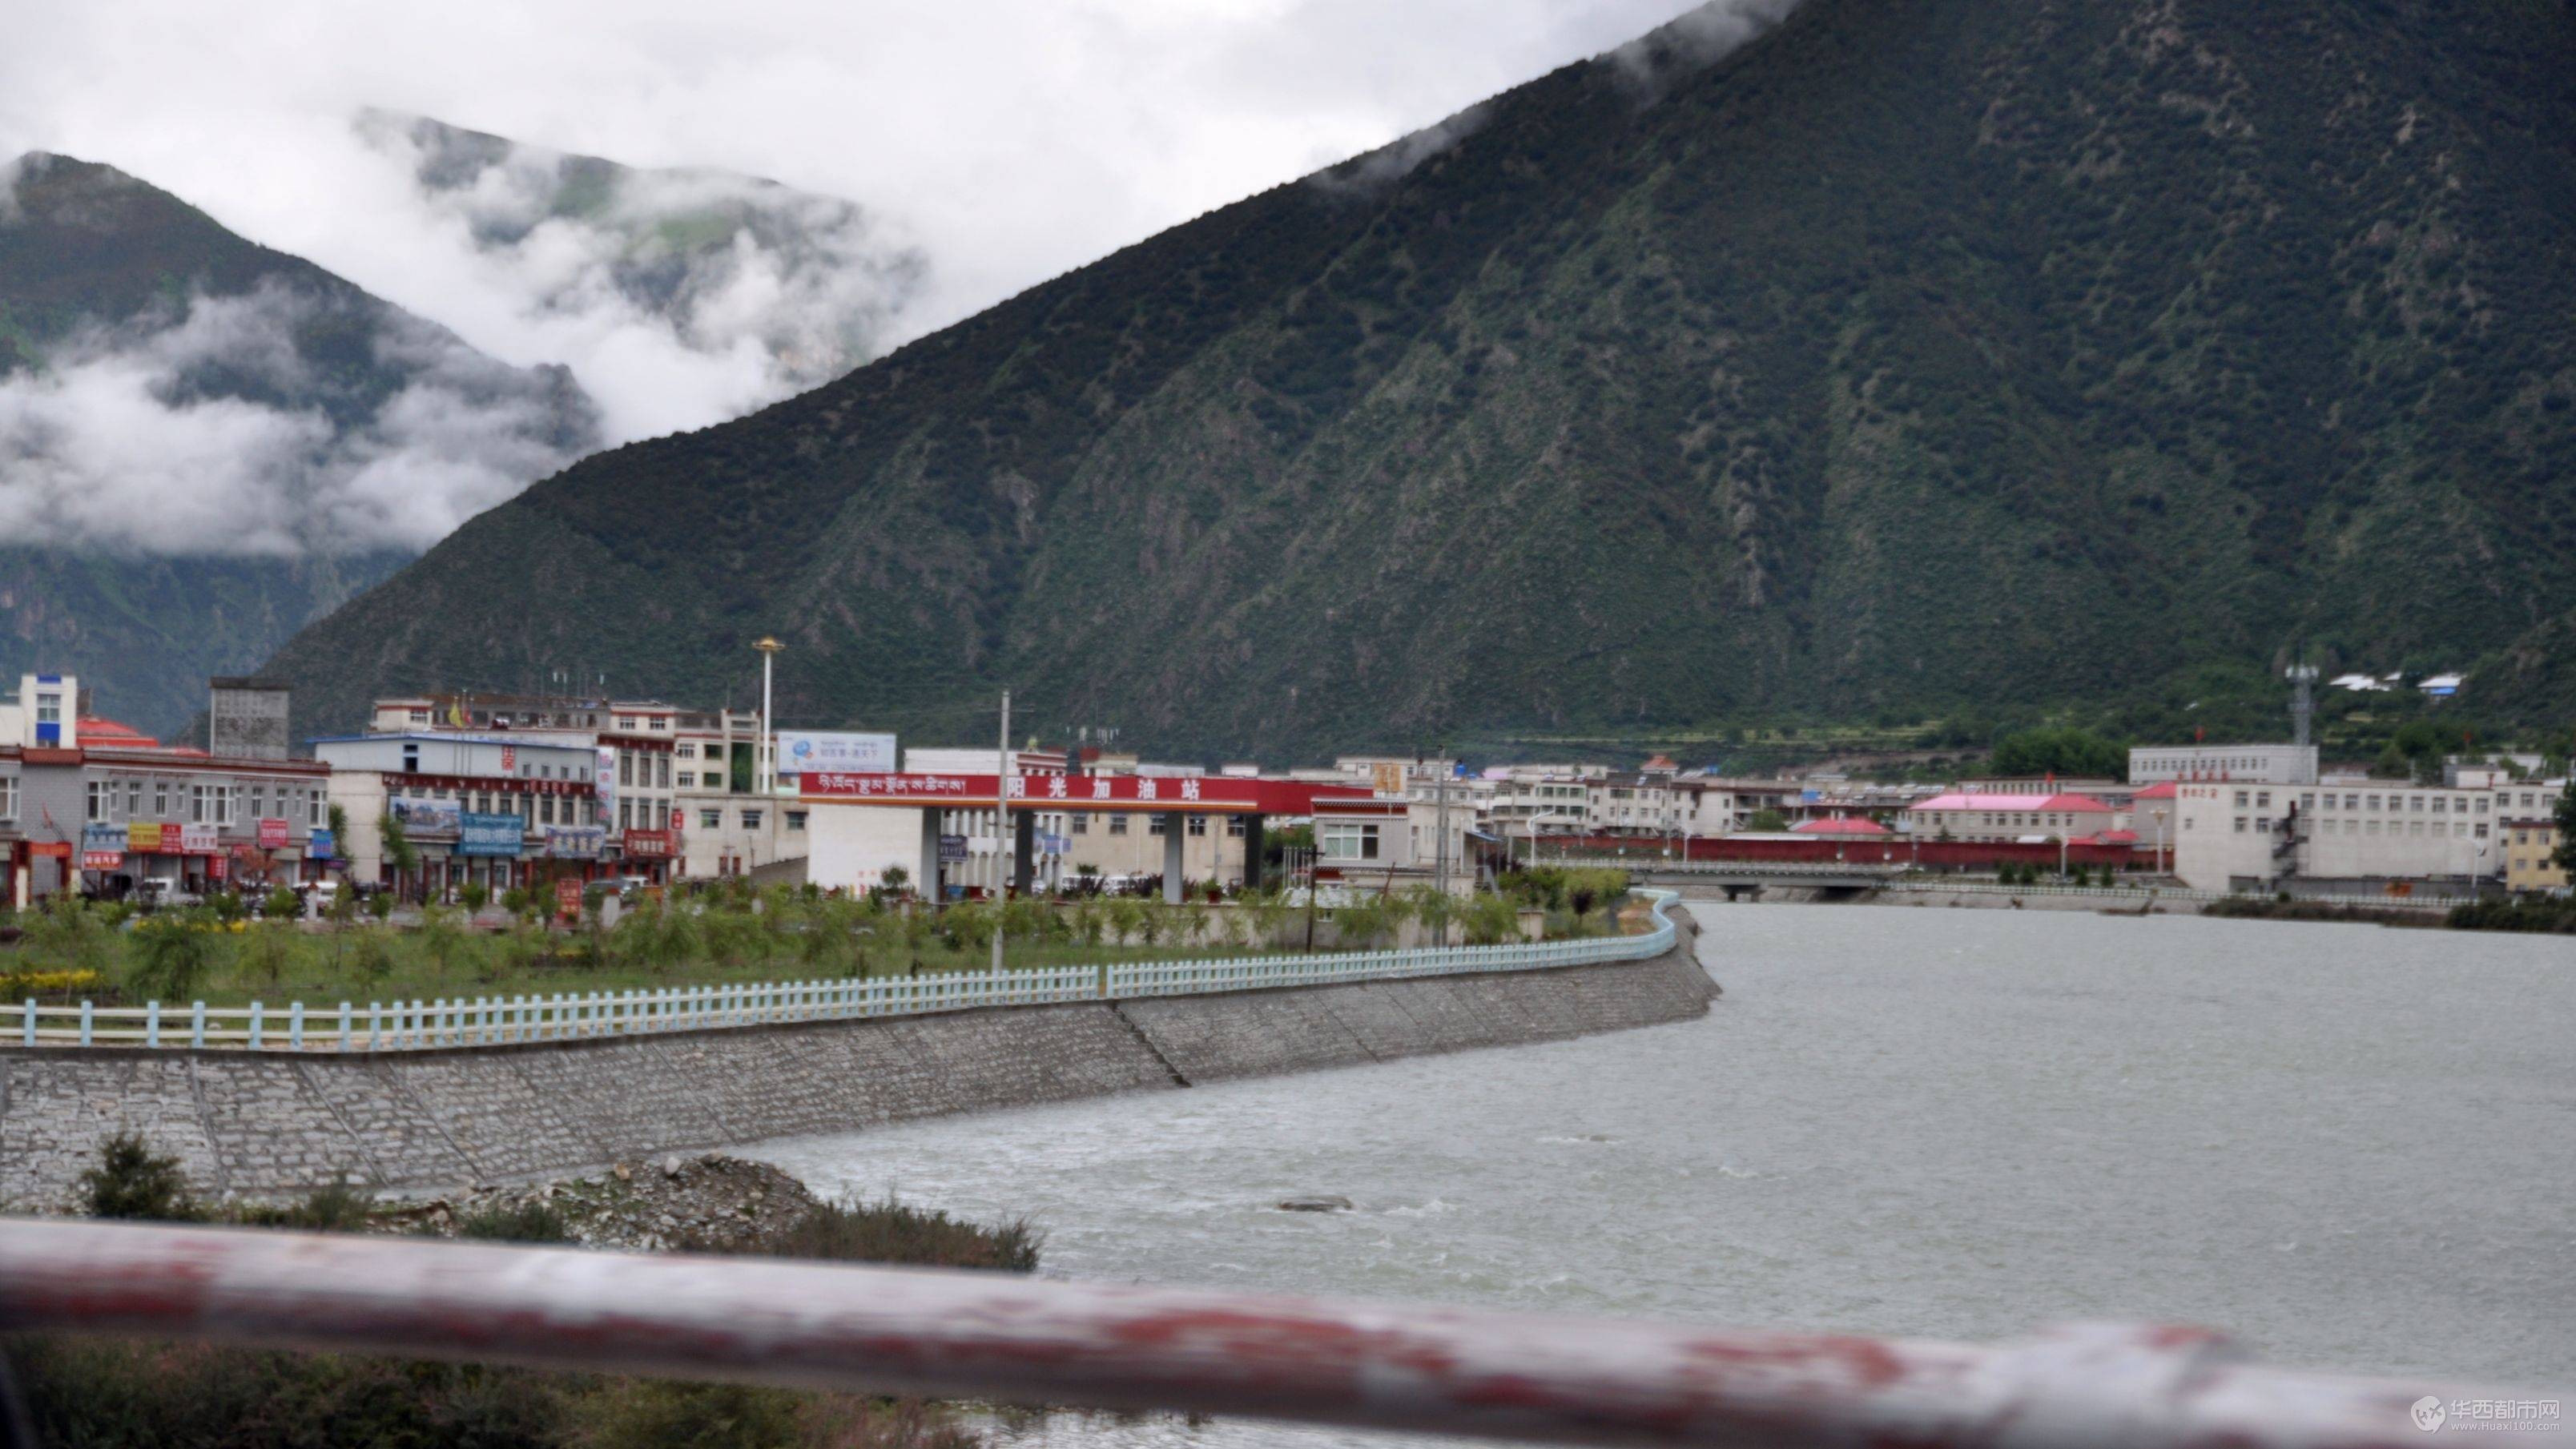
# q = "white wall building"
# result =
<box><xmin>2128</xmin><ymin>743</ymin><xmax>2319</xmax><ymax>786</ymax></box>
<box><xmin>2171</xmin><ymin>779</ymin><xmax>2506</xmax><ymax>894</ymax></box>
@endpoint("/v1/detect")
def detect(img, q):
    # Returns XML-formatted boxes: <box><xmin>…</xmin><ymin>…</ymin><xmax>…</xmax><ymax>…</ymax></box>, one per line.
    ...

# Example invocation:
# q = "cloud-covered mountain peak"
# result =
<box><xmin>352</xmin><ymin>109</ymin><xmax>931</xmax><ymax>408</ymax></box>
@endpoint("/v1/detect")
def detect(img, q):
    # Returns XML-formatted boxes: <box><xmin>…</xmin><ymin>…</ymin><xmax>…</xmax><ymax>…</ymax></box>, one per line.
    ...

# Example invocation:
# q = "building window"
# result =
<box><xmin>617</xmin><ymin>716</ymin><xmax>637</xmax><ymax>731</ymax></box>
<box><xmin>678</xmin><ymin>772</ymin><xmax>694</xmax><ymax>788</ymax></box>
<box><xmin>2233</xmin><ymin>817</ymin><xmax>2248</xmax><ymax>833</ymax></box>
<box><xmin>1149</xmin><ymin>815</ymin><xmax>1168</xmax><ymax>836</ymax></box>
<box><xmin>1321</xmin><ymin>822</ymin><xmax>1381</xmax><ymax>860</ymax></box>
<box><xmin>0</xmin><ymin>776</ymin><xmax>14</xmax><ymax>822</ymax></box>
<box><xmin>655</xmin><ymin>755</ymin><xmax>670</xmax><ymax>789</ymax></box>
<box><xmin>678</xmin><ymin>743</ymin><xmax>696</xmax><ymax>759</ymax></box>
<box><xmin>1070</xmin><ymin>812</ymin><xmax>1089</xmax><ymax>835</ymax></box>
<box><xmin>786</xmin><ymin>811</ymin><xmax>807</xmax><ymax>833</ymax></box>
<box><xmin>35</xmin><ymin>693</ymin><xmax>61</xmax><ymax>725</ymax></box>
<box><xmin>248</xmin><ymin>787</ymin><xmax>264</xmax><ymax>819</ymax></box>
<box><xmin>700</xmin><ymin>808</ymin><xmax>721</xmax><ymax>831</ymax></box>
<box><xmin>124</xmin><ymin>779</ymin><xmax>142</xmax><ymax>818</ymax></box>
<box><xmin>1227</xmin><ymin>816</ymin><xmax>1247</xmax><ymax>838</ymax></box>
<box><xmin>408</xmin><ymin>709</ymin><xmax>429</xmax><ymax>725</ymax></box>
<box><xmin>619</xmin><ymin>799</ymin><xmax>634</xmax><ymax>830</ymax></box>
<box><xmin>1109</xmin><ymin>815</ymin><xmax>1129</xmax><ymax>836</ymax></box>
<box><xmin>741</xmin><ymin>809</ymin><xmax>763</xmax><ymax>831</ymax></box>
<box><xmin>1187</xmin><ymin>815</ymin><xmax>1208</xmax><ymax>837</ymax></box>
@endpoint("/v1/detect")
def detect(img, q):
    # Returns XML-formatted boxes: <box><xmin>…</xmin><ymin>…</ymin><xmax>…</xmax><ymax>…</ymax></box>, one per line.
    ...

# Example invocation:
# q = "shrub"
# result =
<box><xmin>77</xmin><ymin>1133</ymin><xmax>202</xmax><ymax>1222</ymax></box>
<box><xmin>460</xmin><ymin>882</ymin><xmax>491</xmax><ymax>913</ymax></box>
<box><xmin>127</xmin><ymin>914</ymin><xmax>219</xmax><ymax>1003</ymax></box>
<box><xmin>263</xmin><ymin>887</ymin><xmax>300</xmax><ymax>920</ymax></box>
<box><xmin>738</xmin><ymin>1197</ymin><xmax>1040</xmax><ymax>1274</ymax></box>
<box><xmin>455</xmin><ymin>1200</ymin><xmax>572</xmax><ymax>1244</ymax></box>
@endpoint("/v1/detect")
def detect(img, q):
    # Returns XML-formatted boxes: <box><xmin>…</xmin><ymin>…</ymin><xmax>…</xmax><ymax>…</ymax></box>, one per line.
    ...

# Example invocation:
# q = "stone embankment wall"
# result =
<box><xmin>0</xmin><ymin>925</ymin><xmax>1712</xmax><ymax>1206</ymax></box>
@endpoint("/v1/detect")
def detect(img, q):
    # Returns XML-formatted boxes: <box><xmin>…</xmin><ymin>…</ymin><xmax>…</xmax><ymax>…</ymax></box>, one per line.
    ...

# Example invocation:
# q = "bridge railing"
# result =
<box><xmin>2</xmin><ymin>892</ymin><xmax>1681</xmax><ymax>1053</ymax></box>
<box><xmin>0</xmin><ymin>1218</ymin><xmax>2541</xmax><ymax>1449</ymax></box>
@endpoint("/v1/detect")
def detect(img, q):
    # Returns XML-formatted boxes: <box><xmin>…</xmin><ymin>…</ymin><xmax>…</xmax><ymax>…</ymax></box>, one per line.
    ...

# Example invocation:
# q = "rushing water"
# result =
<box><xmin>755</xmin><ymin>904</ymin><xmax>2576</xmax><ymax>1443</ymax></box>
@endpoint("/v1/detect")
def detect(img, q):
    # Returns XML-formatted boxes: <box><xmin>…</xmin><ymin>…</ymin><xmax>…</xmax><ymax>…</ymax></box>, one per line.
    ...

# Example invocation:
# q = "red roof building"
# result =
<box><xmin>1900</xmin><ymin>791</ymin><xmax>2117</xmax><ymax>843</ymax></box>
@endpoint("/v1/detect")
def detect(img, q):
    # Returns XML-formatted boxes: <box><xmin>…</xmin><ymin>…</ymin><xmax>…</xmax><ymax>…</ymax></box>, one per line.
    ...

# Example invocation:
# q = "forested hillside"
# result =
<box><xmin>260</xmin><ymin>0</ymin><xmax>2576</xmax><ymax>756</ymax></box>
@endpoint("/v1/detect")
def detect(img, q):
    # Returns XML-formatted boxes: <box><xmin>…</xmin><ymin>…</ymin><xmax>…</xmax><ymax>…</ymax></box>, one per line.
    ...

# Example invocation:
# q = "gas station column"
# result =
<box><xmin>1162</xmin><ymin>812</ymin><xmax>1185</xmax><ymax>904</ymax></box>
<box><xmin>1241</xmin><ymin>813</ymin><xmax>1266</xmax><ymax>892</ymax></box>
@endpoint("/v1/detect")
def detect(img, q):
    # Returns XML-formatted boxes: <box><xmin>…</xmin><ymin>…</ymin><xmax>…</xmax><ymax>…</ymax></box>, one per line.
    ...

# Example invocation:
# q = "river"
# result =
<box><xmin>754</xmin><ymin>903</ymin><xmax>2575</xmax><ymax>1444</ymax></box>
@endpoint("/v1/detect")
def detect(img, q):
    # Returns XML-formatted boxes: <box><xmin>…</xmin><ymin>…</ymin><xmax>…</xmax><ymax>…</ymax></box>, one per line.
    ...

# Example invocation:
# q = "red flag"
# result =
<box><xmin>2194</xmin><ymin>725</ymin><xmax>2205</xmax><ymax>743</ymax></box>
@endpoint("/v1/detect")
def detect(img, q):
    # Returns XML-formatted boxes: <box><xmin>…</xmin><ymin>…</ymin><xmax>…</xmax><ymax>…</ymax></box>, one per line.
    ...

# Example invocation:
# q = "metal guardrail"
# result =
<box><xmin>0</xmin><ymin>1218</ymin><xmax>2545</xmax><ymax>1448</ymax></box>
<box><xmin>4</xmin><ymin>892</ymin><xmax>1681</xmax><ymax>1053</ymax></box>
<box><xmin>1553</xmin><ymin>858</ymin><xmax>2472</xmax><ymax>912</ymax></box>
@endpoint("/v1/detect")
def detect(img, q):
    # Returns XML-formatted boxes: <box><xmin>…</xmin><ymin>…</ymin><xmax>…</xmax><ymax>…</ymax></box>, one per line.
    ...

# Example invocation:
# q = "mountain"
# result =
<box><xmin>351</xmin><ymin>110</ymin><xmax>929</xmax><ymax>413</ymax></box>
<box><xmin>260</xmin><ymin>0</ymin><xmax>2576</xmax><ymax>758</ymax></box>
<box><xmin>0</xmin><ymin>151</ymin><xmax>601</xmax><ymax>735</ymax></box>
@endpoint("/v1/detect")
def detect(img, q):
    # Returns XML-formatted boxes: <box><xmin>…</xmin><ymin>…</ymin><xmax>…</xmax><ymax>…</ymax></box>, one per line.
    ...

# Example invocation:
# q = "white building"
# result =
<box><xmin>315</xmin><ymin>734</ymin><xmax>605</xmax><ymax>894</ymax></box>
<box><xmin>2128</xmin><ymin>743</ymin><xmax>2319</xmax><ymax>786</ymax></box>
<box><xmin>2171</xmin><ymin>779</ymin><xmax>2507</xmax><ymax>895</ymax></box>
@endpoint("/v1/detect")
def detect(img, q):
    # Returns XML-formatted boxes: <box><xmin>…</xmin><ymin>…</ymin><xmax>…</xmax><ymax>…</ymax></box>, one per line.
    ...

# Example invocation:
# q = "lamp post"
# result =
<box><xmin>752</xmin><ymin>638</ymin><xmax>784</xmax><ymax>797</ymax></box>
<box><xmin>2152</xmin><ymin>808</ymin><xmax>2167</xmax><ymax>879</ymax></box>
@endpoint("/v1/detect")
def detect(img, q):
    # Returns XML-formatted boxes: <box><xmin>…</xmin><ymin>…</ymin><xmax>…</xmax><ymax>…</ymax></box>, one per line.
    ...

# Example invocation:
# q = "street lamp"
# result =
<box><xmin>752</xmin><ymin>638</ymin><xmax>785</xmax><ymax>799</ymax></box>
<box><xmin>2152</xmin><ymin>808</ymin><xmax>2167</xmax><ymax>878</ymax></box>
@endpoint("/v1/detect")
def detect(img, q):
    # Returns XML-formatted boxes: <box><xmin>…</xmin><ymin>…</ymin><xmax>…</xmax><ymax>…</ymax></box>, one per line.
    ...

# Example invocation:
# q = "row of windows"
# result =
<box><xmin>85</xmin><ymin>778</ymin><xmax>323</xmax><ymax>827</ymax></box>
<box><xmin>2233</xmin><ymin>815</ymin><xmax>2488</xmax><ymax>840</ymax></box>
<box><xmin>1063</xmin><ymin>813</ymin><xmax>1249</xmax><ymax>839</ymax></box>
<box><xmin>690</xmin><ymin>807</ymin><xmax>807</xmax><ymax>833</ymax></box>
<box><xmin>398</xmin><ymin>785</ymin><xmax>597</xmax><ymax>828</ymax></box>
<box><xmin>616</xmin><ymin>750</ymin><xmax>674</xmax><ymax>790</ymax></box>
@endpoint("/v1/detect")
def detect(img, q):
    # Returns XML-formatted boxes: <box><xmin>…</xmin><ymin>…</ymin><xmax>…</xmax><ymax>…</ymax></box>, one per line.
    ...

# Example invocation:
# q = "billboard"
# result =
<box><xmin>779</xmin><ymin>731</ymin><xmax>896</xmax><ymax>777</ymax></box>
<box><xmin>390</xmin><ymin>799</ymin><xmax>462</xmax><ymax>834</ymax></box>
<box><xmin>597</xmin><ymin>745</ymin><xmax>618</xmax><ymax>807</ymax></box>
<box><xmin>256</xmin><ymin>818</ymin><xmax>292</xmax><ymax>850</ymax></box>
<box><xmin>622</xmin><ymin>827</ymin><xmax>674</xmax><ymax>858</ymax></box>
<box><xmin>458</xmin><ymin>812</ymin><xmax>524</xmax><ymax>857</ymax></box>
<box><xmin>126</xmin><ymin>821</ymin><xmax>164</xmax><ymax>852</ymax></box>
<box><xmin>80</xmin><ymin>824</ymin><xmax>125</xmax><ymax>871</ymax></box>
<box><xmin>179</xmin><ymin>823</ymin><xmax>219</xmax><ymax>855</ymax></box>
<box><xmin>544</xmin><ymin>825</ymin><xmax>605</xmax><ymax>859</ymax></box>
<box><xmin>308</xmin><ymin>827</ymin><xmax>336</xmax><ymax>862</ymax></box>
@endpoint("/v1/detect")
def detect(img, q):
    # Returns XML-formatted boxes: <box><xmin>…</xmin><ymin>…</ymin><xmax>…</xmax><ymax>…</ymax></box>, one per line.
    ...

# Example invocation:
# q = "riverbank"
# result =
<box><xmin>9</xmin><ymin>1138</ymin><xmax>1014</xmax><ymax>1449</ymax></box>
<box><xmin>0</xmin><ymin>912</ymin><xmax>1711</xmax><ymax>1207</ymax></box>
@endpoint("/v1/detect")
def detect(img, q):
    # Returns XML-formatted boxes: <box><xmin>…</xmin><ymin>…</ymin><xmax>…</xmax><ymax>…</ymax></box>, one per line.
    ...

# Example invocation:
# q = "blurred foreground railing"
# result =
<box><xmin>5</xmin><ymin>892</ymin><xmax>1680</xmax><ymax>1053</ymax></box>
<box><xmin>0</xmin><ymin>1218</ymin><xmax>2544</xmax><ymax>1448</ymax></box>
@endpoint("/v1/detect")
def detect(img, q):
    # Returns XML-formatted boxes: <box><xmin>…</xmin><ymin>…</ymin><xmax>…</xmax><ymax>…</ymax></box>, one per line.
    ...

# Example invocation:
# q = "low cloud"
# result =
<box><xmin>1604</xmin><ymin>0</ymin><xmax>1807</xmax><ymax>93</ymax></box>
<box><xmin>0</xmin><ymin>282</ymin><xmax>592</xmax><ymax>557</ymax></box>
<box><xmin>1308</xmin><ymin>102</ymin><xmax>1495</xmax><ymax>198</ymax></box>
<box><xmin>347</xmin><ymin>111</ymin><xmax>929</xmax><ymax>440</ymax></box>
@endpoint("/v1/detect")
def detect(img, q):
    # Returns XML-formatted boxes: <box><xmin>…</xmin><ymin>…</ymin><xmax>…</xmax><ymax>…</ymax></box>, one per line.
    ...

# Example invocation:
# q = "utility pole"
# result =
<box><xmin>992</xmin><ymin>687</ymin><xmax>1011</xmax><ymax>976</ymax></box>
<box><xmin>1432</xmin><ymin>759</ymin><xmax>1450</xmax><ymax>904</ymax></box>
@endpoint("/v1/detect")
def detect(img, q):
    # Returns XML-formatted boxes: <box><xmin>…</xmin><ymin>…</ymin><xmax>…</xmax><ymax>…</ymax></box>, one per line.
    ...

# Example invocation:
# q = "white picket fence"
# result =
<box><xmin>7</xmin><ymin>892</ymin><xmax>1682</xmax><ymax>1053</ymax></box>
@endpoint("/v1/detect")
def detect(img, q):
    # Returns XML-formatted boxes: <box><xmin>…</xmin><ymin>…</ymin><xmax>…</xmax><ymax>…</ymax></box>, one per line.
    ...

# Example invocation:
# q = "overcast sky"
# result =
<box><xmin>5</xmin><ymin>0</ymin><xmax>1723</xmax><ymax>353</ymax></box>
<box><xmin>2</xmin><ymin>0</ymin><xmax>1777</xmax><ymax>556</ymax></box>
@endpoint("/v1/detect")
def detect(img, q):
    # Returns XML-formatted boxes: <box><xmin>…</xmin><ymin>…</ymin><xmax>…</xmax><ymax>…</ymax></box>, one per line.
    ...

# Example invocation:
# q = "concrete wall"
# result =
<box><xmin>0</xmin><ymin>928</ymin><xmax>1711</xmax><ymax>1207</ymax></box>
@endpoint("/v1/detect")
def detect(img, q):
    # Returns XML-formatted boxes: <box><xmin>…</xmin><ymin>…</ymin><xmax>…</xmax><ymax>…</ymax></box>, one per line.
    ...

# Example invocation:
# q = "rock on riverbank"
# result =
<box><xmin>384</xmin><ymin>1153</ymin><xmax>819</xmax><ymax>1252</ymax></box>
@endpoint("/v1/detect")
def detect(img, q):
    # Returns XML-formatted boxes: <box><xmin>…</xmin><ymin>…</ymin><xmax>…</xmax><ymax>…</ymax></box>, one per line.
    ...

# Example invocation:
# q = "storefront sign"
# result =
<box><xmin>622</xmin><ymin>827</ymin><xmax>674</xmax><ymax>858</ymax></box>
<box><xmin>126</xmin><ymin>820</ymin><xmax>165</xmax><ymax>852</ymax></box>
<box><xmin>308</xmin><ymin>827</ymin><xmax>336</xmax><ymax>862</ymax></box>
<box><xmin>30</xmin><ymin>841</ymin><xmax>73</xmax><ymax>859</ymax></box>
<box><xmin>555</xmin><ymin>878</ymin><xmax>584</xmax><ymax>922</ymax></box>
<box><xmin>777</xmin><ymin>731</ymin><xmax>897</xmax><ymax>776</ymax></box>
<box><xmin>1040</xmin><ymin>833</ymin><xmax>1070</xmax><ymax>855</ymax></box>
<box><xmin>256</xmin><ymin>817</ymin><xmax>292</xmax><ymax>850</ymax></box>
<box><xmin>458</xmin><ymin>812</ymin><xmax>524</xmax><ymax>857</ymax></box>
<box><xmin>179</xmin><ymin>823</ymin><xmax>219</xmax><ymax>855</ymax></box>
<box><xmin>501</xmin><ymin>745</ymin><xmax>517</xmax><ymax>773</ymax></box>
<box><xmin>208</xmin><ymin>856</ymin><xmax>228</xmax><ymax>882</ymax></box>
<box><xmin>543</xmin><ymin>825</ymin><xmax>604</xmax><ymax>859</ymax></box>
<box><xmin>802</xmin><ymin>771</ymin><xmax>1371</xmax><ymax>814</ymax></box>
<box><xmin>597</xmin><ymin>745</ymin><xmax>618</xmax><ymax>810</ymax></box>
<box><xmin>80</xmin><ymin>824</ymin><xmax>124</xmax><ymax>871</ymax></box>
<box><xmin>390</xmin><ymin>799</ymin><xmax>462</xmax><ymax>833</ymax></box>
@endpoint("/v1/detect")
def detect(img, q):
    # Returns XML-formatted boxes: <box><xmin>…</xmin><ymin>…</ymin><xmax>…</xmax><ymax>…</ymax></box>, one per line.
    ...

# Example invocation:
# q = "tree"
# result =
<box><xmin>2555</xmin><ymin>779</ymin><xmax>2576</xmax><ymax>875</ymax></box>
<box><xmin>1745</xmin><ymin>807</ymin><xmax>1789</xmax><ymax>833</ymax></box>
<box><xmin>127</xmin><ymin>915</ymin><xmax>217</xmax><ymax>1003</ymax></box>
<box><xmin>1991</xmin><ymin>727</ymin><xmax>2127</xmax><ymax>780</ymax></box>
<box><xmin>377</xmin><ymin>811</ymin><xmax>418</xmax><ymax>893</ymax></box>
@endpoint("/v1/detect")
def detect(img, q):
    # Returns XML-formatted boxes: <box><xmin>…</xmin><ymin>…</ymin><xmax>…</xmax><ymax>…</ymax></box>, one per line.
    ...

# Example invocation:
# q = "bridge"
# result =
<box><xmin>1546</xmin><ymin>855</ymin><xmax>1910</xmax><ymax>898</ymax></box>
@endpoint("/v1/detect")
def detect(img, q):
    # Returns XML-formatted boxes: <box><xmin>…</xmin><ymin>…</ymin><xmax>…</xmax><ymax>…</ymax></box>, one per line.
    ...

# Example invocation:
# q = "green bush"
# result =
<box><xmin>76</xmin><ymin>1133</ymin><xmax>201</xmax><ymax>1222</ymax></box>
<box><xmin>127</xmin><ymin>914</ymin><xmax>219</xmax><ymax>1004</ymax></box>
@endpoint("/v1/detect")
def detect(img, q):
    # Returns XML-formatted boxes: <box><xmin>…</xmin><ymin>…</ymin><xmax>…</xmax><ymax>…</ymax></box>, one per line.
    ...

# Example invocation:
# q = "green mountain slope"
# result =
<box><xmin>0</xmin><ymin>152</ymin><xmax>599</xmax><ymax>735</ymax></box>
<box><xmin>262</xmin><ymin>0</ymin><xmax>2576</xmax><ymax>755</ymax></box>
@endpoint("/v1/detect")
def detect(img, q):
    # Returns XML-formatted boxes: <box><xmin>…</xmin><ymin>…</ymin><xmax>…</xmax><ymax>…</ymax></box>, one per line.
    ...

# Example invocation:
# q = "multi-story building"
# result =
<box><xmin>1899</xmin><ymin>791</ymin><xmax>2117</xmax><ymax>844</ymax></box>
<box><xmin>315</xmin><ymin>734</ymin><xmax>607</xmax><ymax>896</ymax></box>
<box><xmin>2502</xmin><ymin>815</ymin><xmax>2566</xmax><ymax>895</ymax></box>
<box><xmin>4</xmin><ymin>673</ymin><xmax>330</xmax><ymax>907</ymax></box>
<box><xmin>2128</xmin><ymin>743</ymin><xmax>2319</xmax><ymax>786</ymax></box>
<box><xmin>2171</xmin><ymin>780</ymin><xmax>2507</xmax><ymax>895</ymax></box>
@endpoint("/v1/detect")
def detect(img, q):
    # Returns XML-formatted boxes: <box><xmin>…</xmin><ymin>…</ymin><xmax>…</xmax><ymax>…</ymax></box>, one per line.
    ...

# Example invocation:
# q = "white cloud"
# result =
<box><xmin>0</xmin><ymin>284</ymin><xmax>589</xmax><ymax>556</ymax></box>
